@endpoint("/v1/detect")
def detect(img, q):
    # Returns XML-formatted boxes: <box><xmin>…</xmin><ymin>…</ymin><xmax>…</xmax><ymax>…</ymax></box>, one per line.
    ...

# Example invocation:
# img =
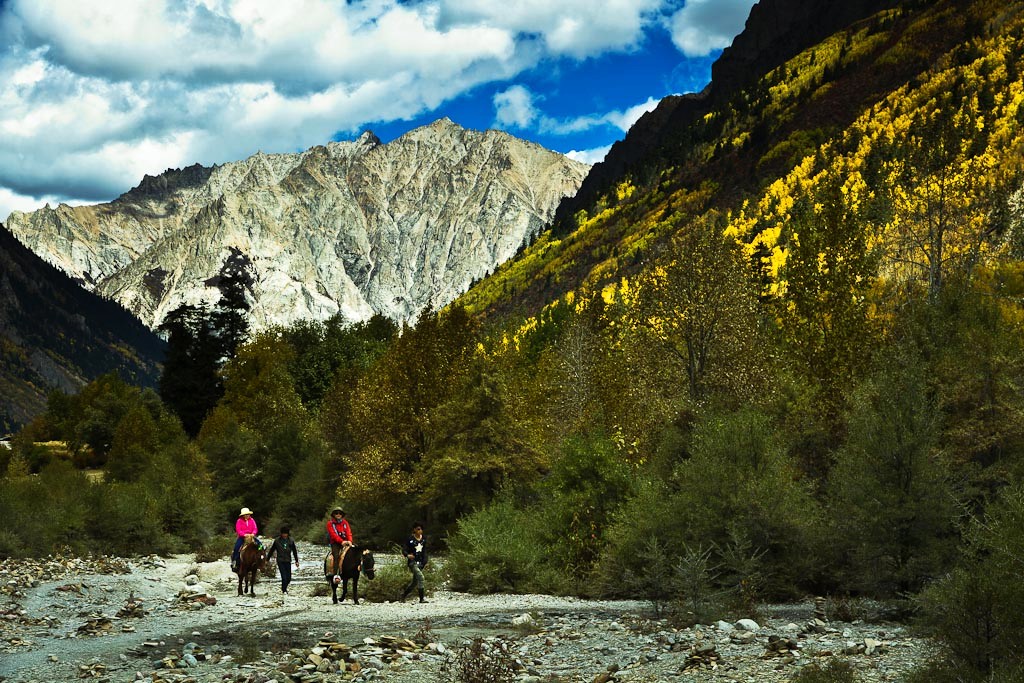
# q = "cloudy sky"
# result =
<box><xmin>0</xmin><ymin>0</ymin><xmax>756</xmax><ymax>220</ymax></box>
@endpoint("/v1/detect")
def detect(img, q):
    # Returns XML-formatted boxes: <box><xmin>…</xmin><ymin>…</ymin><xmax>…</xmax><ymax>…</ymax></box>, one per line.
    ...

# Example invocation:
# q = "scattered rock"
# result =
<box><xmin>116</xmin><ymin>594</ymin><xmax>147</xmax><ymax>619</ymax></box>
<box><xmin>814</xmin><ymin>596</ymin><xmax>827</xmax><ymax>620</ymax></box>
<box><xmin>731</xmin><ymin>630</ymin><xmax>757</xmax><ymax>645</ymax></box>
<box><xmin>735</xmin><ymin>618</ymin><xmax>761</xmax><ymax>632</ymax></box>
<box><xmin>683</xmin><ymin>641</ymin><xmax>721</xmax><ymax>671</ymax></box>
<box><xmin>805</xmin><ymin>617</ymin><xmax>828</xmax><ymax>634</ymax></box>
<box><xmin>512</xmin><ymin>613</ymin><xmax>536</xmax><ymax>627</ymax></box>
<box><xmin>764</xmin><ymin>634</ymin><xmax>801</xmax><ymax>659</ymax></box>
<box><xmin>76</xmin><ymin>615</ymin><xmax>115</xmax><ymax>636</ymax></box>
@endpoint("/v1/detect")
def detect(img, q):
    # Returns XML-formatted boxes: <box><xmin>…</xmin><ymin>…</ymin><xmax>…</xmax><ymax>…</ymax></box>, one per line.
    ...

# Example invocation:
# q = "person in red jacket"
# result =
<box><xmin>326</xmin><ymin>508</ymin><xmax>354</xmax><ymax>577</ymax></box>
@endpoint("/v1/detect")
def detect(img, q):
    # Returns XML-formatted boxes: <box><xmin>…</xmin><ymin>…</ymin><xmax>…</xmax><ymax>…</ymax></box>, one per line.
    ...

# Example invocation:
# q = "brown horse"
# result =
<box><xmin>237</xmin><ymin>536</ymin><xmax>267</xmax><ymax>596</ymax></box>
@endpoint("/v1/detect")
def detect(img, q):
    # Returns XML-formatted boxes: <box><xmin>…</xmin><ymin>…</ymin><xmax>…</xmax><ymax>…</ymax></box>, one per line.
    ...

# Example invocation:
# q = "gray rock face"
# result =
<box><xmin>6</xmin><ymin>119</ymin><xmax>588</xmax><ymax>330</ymax></box>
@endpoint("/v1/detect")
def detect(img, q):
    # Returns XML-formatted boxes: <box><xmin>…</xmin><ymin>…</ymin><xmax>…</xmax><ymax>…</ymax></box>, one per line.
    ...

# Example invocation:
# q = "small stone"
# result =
<box><xmin>512</xmin><ymin>613</ymin><xmax>535</xmax><ymax>627</ymax></box>
<box><xmin>731</xmin><ymin>631</ymin><xmax>757</xmax><ymax>645</ymax></box>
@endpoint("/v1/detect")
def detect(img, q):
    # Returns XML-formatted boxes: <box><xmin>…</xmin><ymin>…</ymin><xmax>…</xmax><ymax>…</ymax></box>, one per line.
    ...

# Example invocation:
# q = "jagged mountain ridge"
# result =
<box><xmin>6</xmin><ymin>119</ymin><xmax>588</xmax><ymax>330</ymax></box>
<box><xmin>0</xmin><ymin>224</ymin><xmax>164</xmax><ymax>433</ymax></box>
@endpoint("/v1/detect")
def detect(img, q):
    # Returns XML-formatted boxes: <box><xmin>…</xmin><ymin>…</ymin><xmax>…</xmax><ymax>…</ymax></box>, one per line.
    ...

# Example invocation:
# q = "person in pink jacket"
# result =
<box><xmin>231</xmin><ymin>507</ymin><xmax>259</xmax><ymax>570</ymax></box>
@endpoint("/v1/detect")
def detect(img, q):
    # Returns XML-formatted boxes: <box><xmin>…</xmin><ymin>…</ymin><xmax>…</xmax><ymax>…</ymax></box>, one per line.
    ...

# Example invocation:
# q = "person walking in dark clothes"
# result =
<box><xmin>266</xmin><ymin>527</ymin><xmax>300</xmax><ymax>594</ymax></box>
<box><xmin>401</xmin><ymin>522</ymin><xmax>428</xmax><ymax>603</ymax></box>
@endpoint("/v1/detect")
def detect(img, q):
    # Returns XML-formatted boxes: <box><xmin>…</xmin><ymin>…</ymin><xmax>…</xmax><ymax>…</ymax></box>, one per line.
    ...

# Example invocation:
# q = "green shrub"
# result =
<box><xmin>86</xmin><ymin>482</ymin><xmax>168</xmax><ymax>555</ymax></box>
<box><xmin>358</xmin><ymin>558</ymin><xmax>444</xmax><ymax>602</ymax></box>
<box><xmin>0</xmin><ymin>530</ymin><xmax>21</xmax><ymax>559</ymax></box>
<box><xmin>533</xmin><ymin>433</ymin><xmax>634</xmax><ymax>594</ymax></box>
<box><xmin>901</xmin><ymin>660</ymin><xmax>1024</xmax><ymax>683</ymax></box>
<box><xmin>826</xmin><ymin>351</ymin><xmax>956</xmax><ymax>595</ymax></box>
<box><xmin>916</xmin><ymin>484</ymin><xmax>1024</xmax><ymax>678</ymax></box>
<box><xmin>599</xmin><ymin>407</ymin><xmax>818</xmax><ymax>600</ymax></box>
<box><xmin>0</xmin><ymin>452</ymin><xmax>214</xmax><ymax>558</ymax></box>
<box><xmin>358</xmin><ymin>561</ymin><xmax>411</xmax><ymax>602</ymax></box>
<box><xmin>790</xmin><ymin>659</ymin><xmax>859</xmax><ymax>683</ymax></box>
<box><xmin>440</xmin><ymin>637</ymin><xmax>517</xmax><ymax>683</ymax></box>
<box><xmin>193</xmin><ymin>541</ymin><xmax>225</xmax><ymax>564</ymax></box>
<box><xmin>901</xmin><ymin>660</ymin><xmax>975</xmax><ymax>683</ymax></box>
<box><xmin>596</xmin><ymin>478</ymin><xmax>675</xmax><ymax>597</ymax></box>
<box><xmin>447</xmin><ymin>499</ymin><xmax>543</xmax><ymax>593</ymax></box>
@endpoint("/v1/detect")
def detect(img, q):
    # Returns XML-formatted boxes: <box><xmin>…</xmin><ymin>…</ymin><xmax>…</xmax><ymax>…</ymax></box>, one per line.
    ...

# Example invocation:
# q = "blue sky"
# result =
<box><xmin>0</xmin><ymin>0</ymin><xmax>756</xmax><ymax>219</ymax></box>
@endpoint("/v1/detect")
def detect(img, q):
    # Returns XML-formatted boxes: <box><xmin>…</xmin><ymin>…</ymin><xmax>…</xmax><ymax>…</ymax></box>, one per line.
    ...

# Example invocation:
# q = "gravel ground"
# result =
<box><xmin>0</xmin><ymin>545</ymin><xmax>936</xmax><ymax>683</ymax></box>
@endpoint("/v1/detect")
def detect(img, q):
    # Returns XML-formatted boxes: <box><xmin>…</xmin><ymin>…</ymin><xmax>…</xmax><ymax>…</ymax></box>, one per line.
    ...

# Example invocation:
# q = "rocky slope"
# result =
<box><xmin>5</xmin><ymin>120</ymin><xmax>588</xmax><ymax>331</ymax></box>
<box><xmin>0</xmin><ymin>224</ymin><xmax>164</xmax><ymax>433</ymax></box>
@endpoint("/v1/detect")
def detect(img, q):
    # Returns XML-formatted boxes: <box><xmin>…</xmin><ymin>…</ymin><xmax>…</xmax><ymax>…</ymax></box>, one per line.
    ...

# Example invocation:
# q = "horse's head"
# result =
<box><xmin>360</xmin><ymin>549</ymin><xmax>375</xmax><ymax>580</ymax></box>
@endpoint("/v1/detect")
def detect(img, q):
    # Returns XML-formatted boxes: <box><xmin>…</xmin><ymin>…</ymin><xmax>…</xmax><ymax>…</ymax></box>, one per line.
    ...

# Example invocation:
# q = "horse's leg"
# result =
<box><xmin>331</xmin><ymin>581</ymin><xmax>338</xmax><ymax>604</ymax></box>
<box><xmin>237</xmin><ymin>570</ymin><xmax>243</xmax><ymax>596</ymax></box>
<box><xmin>352</xmin><ymin>576</ymin><xmax>359</xmax><ymax>605</ymax></box>
<box><xmin>340</xmin><ymin>579</ymin><xmax>348</xmax><ymax>603</ymax></box>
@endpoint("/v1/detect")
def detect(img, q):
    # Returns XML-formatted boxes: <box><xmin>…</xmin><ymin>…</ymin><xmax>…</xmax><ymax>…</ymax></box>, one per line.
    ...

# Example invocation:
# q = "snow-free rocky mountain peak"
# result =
<box><xmin>6</xmin><ymin>119</ymin><xmax>589</xmax><ymax>330</ymax></box>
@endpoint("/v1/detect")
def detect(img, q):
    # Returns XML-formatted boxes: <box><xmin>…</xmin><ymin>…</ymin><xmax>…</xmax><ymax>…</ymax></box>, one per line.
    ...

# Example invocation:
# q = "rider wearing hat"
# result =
<box><xmin>232</xmin><ymin>507</ymin><xmax>259</xmax><ymax>571</ymax></box>
<box><xmin>326</xmin><ymin>508</ymin><xmax>354</xmax><ymax>577</ymax></box>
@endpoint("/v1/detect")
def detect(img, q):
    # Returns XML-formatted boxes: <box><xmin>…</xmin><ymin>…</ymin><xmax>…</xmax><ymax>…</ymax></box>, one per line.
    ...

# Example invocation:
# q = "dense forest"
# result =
<box><xmin>4</xmin><ymin>0</ymin><xmax>1024</xmax><ymax>680</ymax></box>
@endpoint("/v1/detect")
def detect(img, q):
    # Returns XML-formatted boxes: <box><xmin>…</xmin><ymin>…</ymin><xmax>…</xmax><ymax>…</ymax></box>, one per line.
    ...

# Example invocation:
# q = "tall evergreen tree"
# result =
<box><xmin>158</xmin><ymin>267</ymin><xmax>252</xmax><ymax>437</ymax></box>
<box><xmin>158</xmin><ymin>304</ymin><xmax>221</xmax><ymax>437</ymax></box>
<box><xmin>213</xmin><ymin>270</ymin><xmax>251</xmax><ymax>361</ymax></box>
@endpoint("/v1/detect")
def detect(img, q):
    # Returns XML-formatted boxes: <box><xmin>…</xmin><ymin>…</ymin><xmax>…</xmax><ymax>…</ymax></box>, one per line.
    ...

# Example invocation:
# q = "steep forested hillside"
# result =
<box><xmin>461</xmin><ymin>0</ymin><xmax>1020</xmax><ymax>321</ymax></box>
<box><xmin>0</xmin><ymin>225</ymin><xmax>165</xmax><ymax>432</ymax></box>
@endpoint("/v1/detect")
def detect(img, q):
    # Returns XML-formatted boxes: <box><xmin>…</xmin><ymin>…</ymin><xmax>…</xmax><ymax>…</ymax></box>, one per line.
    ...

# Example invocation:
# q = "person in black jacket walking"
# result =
<box><xmin>401</xmin><ymin>522</ymin><xmax>428</xmax><ymax>603</ymax></box>
<box><xmin>266</xmin><ymin>527</ymin><xmax>300</xmax><ymax>594</ymax></box>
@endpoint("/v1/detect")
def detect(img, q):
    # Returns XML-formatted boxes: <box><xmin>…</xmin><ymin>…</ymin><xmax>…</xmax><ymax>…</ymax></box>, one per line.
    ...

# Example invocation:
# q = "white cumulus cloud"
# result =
<box><xmin>667</xmin><ymin>0</ymin><xmax>756</xmax><ymax>57</ymax></box>
<box><xmin>437</xmin><ymin>0</ymin><xmax>664</xmax><ymax>59</ymax></box>
<box><xmin>493</xmin><ymin>85</ymin><xmax>539</xmax><ymax>129</ymax></box>
<box><xmin>493</xmin><ymin>86</ymin><xmax>660</xmax><ymax>137</ymax></box>
<box><xmin>565</xmin><ymin>145</ymin><xmax>612</xmax><ymax>165</ymax></box>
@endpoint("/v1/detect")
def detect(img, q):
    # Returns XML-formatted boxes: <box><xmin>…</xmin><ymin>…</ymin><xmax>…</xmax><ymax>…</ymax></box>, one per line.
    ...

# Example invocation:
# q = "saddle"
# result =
<box><xmin>242</xmin><ymin>533</ymin><xmax>263</xmax><ymax>549</ymax></box>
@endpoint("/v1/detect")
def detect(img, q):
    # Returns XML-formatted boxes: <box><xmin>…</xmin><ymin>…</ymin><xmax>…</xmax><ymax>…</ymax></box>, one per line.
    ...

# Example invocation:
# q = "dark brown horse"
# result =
<box><xmin>323</xmin><ymin>547</ymin><xmax>375</xmax><ymax>604</ymax></box>
<box><xmin>237</xmin><ymin>537</ymin><xmax>267</xmax><ymax>596</ymax></box>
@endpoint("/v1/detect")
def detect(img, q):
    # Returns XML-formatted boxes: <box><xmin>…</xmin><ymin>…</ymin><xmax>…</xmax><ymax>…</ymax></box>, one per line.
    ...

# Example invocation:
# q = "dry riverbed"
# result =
<box><xmin>0</xmin><ymin>545</ymin><xmax>934</xmax><ymax>682</ymax></box>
